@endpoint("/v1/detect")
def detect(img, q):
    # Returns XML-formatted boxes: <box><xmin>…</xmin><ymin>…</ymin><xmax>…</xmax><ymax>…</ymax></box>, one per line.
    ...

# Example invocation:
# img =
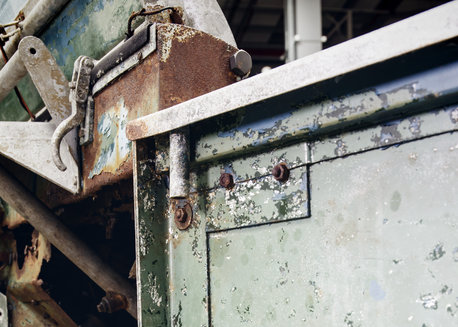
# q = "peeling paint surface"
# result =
<box><xmin>208</xmin><ymin>133</ymin><xmax>458</xmax><ymax>326</ymax></box>
<box><xmin>311</xmin><ymin>104</ymin><xmax>458</xmax><ymax>162</ymax></box>
<box><xmin>89</xmin><ymin>98</ymin><xmax>131</xmax><ymax>178</ymax></box>
<box><xmin>195</xmin><ymin>60</ymin><xmax>458</xmax><ymax>162</ymax></box>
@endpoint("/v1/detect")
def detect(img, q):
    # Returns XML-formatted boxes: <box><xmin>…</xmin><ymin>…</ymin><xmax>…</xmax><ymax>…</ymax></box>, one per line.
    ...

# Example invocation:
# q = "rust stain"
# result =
<box><xmin>78</xmin><ymin>23</ymin><xmax>237</xmax><ymax>198</ymax></box>
<box><xmin>157</xmin><ymin>23</ymin><xmax>238</xmax><ymax>110</ymax></box>
<box><xmin>126</xmin><ymin>119</ymin><xmax>148</xmax><ymax>141</ymax></box>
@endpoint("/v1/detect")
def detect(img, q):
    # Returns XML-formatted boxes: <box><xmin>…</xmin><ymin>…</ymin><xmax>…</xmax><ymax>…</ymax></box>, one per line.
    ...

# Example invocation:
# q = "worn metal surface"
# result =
<box><xmin>169</xmin><ymin>128</ymin><xmax>190</xmax><ymax>198</ymax></box>
<box><xmin>0</xmin><ymin>292</ymin><xmax>6</xmax><ymax>327</ymax></box>
<box><xmin>133</xmin><ymin>140</ymin><xmax>169</xmax><ymax>326</ymax></box>
<box><xmin>0</xmin><ymin>0</ymin><xmax>71</xmax><ymax>69</ymax></box>
<box><xmin>310</xmin><ymin>104</ymin><xmax>458</xmax><ymax>163</ymax></box>
<box><xmin>0</xmin><ymin>165</ymin><xmax>137</xmax><ymax>318</ymax></box>
<box><xmin>0</xmin><ymin>50</ymin><xmax>27</xmax><ymax>103</ymax></box>
<box><xmin>209</xmin><ymin>132</ymin><xmax>458</xmax><ymax>326</ymax></box>
<box><xmin>0</xmin><ymin>0</ymin><xmax>142</xmax><ymax>121</ymax></box>
<box><xmin>0</xmin><ymin>122</ymin><xmax>79</xmax><ymax>193</ymax></box>
<box><xmin>52</xmin><ymin>55</ymin><xmax>94</xmax><ymax>171</ymax></box>
<box><xmin>194</xmin><ymin>59</ymin><xmax>458</xmax><ymax>163</ymax></box>
<box><xmin>127</xmin><ymin>1</ymin><xmax>458</xmax><ymax>140</ymax></box>
<box><xmin>92</xmin><ymin>24</ymin><xmax>157</xmax><ymax>96</ymax></box>
<box><xmin>143</xmin><ymin>0</ymin><xmax>236</xmax><ymax>47</ymax></box>
<box><xmin>85</xmin><ymin>23</ymin><xmax>237</xmax><ymax>195</ymax></box>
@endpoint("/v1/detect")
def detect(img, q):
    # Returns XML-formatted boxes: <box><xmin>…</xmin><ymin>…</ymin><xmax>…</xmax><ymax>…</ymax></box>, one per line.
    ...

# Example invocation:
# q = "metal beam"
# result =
<box><xmin>0</xmin><ymin>165</ymin><xmax>137</xmax><ymax>318</ymax></box>
<box><xmin>126</xmin><ymin>1</ymin><xmax>458</xmax><ymax>140</ymax></box>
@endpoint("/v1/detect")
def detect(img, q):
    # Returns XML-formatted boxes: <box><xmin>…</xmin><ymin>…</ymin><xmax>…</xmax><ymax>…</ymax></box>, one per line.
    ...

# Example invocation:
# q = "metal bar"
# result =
<box><xmin>0</xmin><ymin>52</ymin><xmax>27</xmax><ymax>103</ymax></box>
<box><xmin>0</xmin><ymin>0</ymin><xmax>71</xmax><ymax>70</ymax></box>
<box><xmin>126</xmin><ymin>0</ymin><xmax>458</xmax><ymax>140</ymax></box>
<box><xmin>169</xmin><ymin>128</ymin><xmax>190</xmax><ymax>198</ymax></box>
<box><xmin>284</xmin><ymin>0</ymin><xmax>296</xmax><ymax>62</ymax></box>
<box><xmin>0</xmin><ymin>165</ymin><xmax>137</xmax><ymax>318</ymax></box>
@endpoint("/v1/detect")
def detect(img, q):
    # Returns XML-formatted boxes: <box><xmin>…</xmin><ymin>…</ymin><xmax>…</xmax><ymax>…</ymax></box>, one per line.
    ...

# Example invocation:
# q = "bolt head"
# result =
<box><xmin>219</xmin><ymin>173</ymin><xmax>235</xmax><ymax>189</ymax></box>
<box><xmin>272</xmin><ymin>163</ymin><xmax>290</xmax><ymax>182</ymax></box>
<box><xmin>230</xmin><ymin>50</ymin><xmax>252</xmax><ymax>77</ymax></box>
<box><xmin>174</xmin><ymin>208</ymin><xmax>187</xmax><ymax>223</ymax></box>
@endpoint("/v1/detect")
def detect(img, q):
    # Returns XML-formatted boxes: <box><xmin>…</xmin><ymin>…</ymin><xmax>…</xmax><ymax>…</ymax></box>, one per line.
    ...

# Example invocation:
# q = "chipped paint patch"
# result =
<box><xmin>89</xmin><ymin>98</ymin><xmax>131</xmax><ymax>178</ymax></box>
<box><xmin>159</xmin><ymin>24</ymin><xmax>198</xmax><ymax>62</ymax></box>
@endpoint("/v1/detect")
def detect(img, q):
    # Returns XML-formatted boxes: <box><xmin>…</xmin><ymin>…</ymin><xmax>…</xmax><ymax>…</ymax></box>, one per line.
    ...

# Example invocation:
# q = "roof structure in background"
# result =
<box><xmin>217</xmin><ymin>0</ymin><xmax>449</xmax><ymax>73</ymax></box>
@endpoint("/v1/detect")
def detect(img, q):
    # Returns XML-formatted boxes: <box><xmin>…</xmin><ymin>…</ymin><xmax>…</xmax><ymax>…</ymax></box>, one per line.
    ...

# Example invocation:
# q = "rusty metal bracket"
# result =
<box><xmin>52</xmin><ymin>56</ymin><xmax>95</xmax><ymax>171</ymax></box>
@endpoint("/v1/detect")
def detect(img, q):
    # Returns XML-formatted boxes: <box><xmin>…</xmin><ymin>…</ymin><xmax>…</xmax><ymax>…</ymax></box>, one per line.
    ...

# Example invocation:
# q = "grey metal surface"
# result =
<box><xmin>18</xmin><ymin>36</ymin><xmax>78</xmax><ymax>158</ymax></box>
<box><xmin>0</xmin><ymin>292</ymin><xmax>6</xmax><ymax>327</ymax></box>
<box><xmin>169</xmin><ymin>128</ymin><xmax>190</xmax><ymax>199</ymax></box>
<box><xmin>0</xmin><ymin>50</ymin><xmax>26</xmax><ymax>103</ymax></box>
<box><xmin>51</xmin><ymin>55</ymin><xmax>94</xmax><ymax>171</ymax></box>
<box><xmin>0</xmin><ymin>121</ymin><xmax>79</xmax><ymax>193</ymax></box>
<box><xmin>0</xmin><ymin>164</ymin><xmax>137</xmax><ymax>318</ymax></box>
<box><xmin>127</xmin><ymin>0</ymin><xmax>458</xmax><ymax>140</ymax></box>
<box><xmin>142</xmin><ymin>0</ymin><xmax>236</xmax><ymax>47</ymax></box>
<box><xmin>0</xmin><ymin>0</ymin><xmax>71</xmax><ymax>69</ymax></box>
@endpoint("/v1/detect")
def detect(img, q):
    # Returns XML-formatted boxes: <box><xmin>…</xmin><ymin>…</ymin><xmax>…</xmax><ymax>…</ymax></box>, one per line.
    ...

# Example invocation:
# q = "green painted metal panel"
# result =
<box><xmin>133</xmin><ymin>31</ymin><xmax>458</xmax><ymax>327</ymax></box>
<box><xmin>209</xmin><ymin>132</ymin><xmax>458</xmax><ymax>326</ymax></box>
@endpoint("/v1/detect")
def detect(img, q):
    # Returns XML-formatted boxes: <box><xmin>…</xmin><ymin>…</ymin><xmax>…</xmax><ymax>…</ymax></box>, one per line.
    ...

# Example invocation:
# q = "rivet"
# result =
<box><xmin>219</xmin><ymin>173</ymin><xmax>235</xmax><ymax>189</ymax></box>
<box><xmin>272</xmin><ymin>163</ymin><xmax>290</xmax><ymax>182</ymax></box>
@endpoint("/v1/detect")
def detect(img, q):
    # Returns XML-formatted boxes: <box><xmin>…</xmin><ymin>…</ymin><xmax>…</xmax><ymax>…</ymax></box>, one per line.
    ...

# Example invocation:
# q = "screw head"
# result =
<box><xmin>219</xmin><ymin>173</ymin><xmax>235</xmax><ymax>189</ymax></box>
<box><xmin>230</xmin><ymin>50</ymin><xmax>252</xmax><ymax>77</ymax></box>
<box><xmin>272</xmin><ymin>163</ymin><xmax>290</xmax><ymax>182</ymax></box>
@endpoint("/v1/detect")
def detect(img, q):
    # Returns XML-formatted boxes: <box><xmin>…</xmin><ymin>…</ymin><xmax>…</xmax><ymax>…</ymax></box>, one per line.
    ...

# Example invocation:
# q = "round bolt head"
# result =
<box><xmin>230</xmin><ymin>50</ymin><xmax>252</xmax><ymax>77</ymax></box>
<box><xmin>219</xmin><ymin>173</ymin><xmax>235</xmax><ymax>189</ymax></box>
<box><xmin>174</xmin><ymin>202</ymin><xmax>193</xmax><ymax>230</ymax></box>
<box><xmin>174</xmin><ymin>208</ymin><xmax>187</xmax><ymax>223</ymax></box>
<box><xmin>272</xmin><ymin>163</ymin><xmax>290</xmax><ymax>182</ymax></box>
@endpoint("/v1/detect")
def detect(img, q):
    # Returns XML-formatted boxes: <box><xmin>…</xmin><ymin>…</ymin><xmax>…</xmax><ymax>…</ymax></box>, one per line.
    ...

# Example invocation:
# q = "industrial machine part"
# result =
<box><xmin>0</xmin><ymin>36</ymin><xmax>80</xmax><ymax>193</ymax></box>
<box><xmin>0</xmin><ymin>1</ymin><xmax>250</xmax><ymax>325</ymax></box>
<box><xmin>128</xmin><ymin>2</ymin><xmax>458</xmax><ymax>325</ymax></box>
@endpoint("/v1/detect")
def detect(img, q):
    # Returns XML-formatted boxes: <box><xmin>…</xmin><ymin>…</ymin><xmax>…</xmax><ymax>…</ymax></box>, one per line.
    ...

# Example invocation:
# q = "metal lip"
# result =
<box><xmin>92</xmin><ymin>24</ymin><xmax>157</xmax><ymax>96</ymax></box>
<box><xmin>126</xmin><ymin>1</ymin><xmax>458</xmax><ymax>141</ymax></box>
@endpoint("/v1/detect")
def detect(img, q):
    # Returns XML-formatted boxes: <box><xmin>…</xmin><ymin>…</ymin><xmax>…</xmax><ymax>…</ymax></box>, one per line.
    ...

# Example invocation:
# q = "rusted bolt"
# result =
<box><xmin>219</xmin><ymin>173</ymin><xmax>235</xmax><ymax>189</ymax></box>
<box><xmin>97</xmin><ymin>292</ymin><xmax>127</xmax><ymax>314</ymax></box>
<box><xmin>174</xmin><ymin>208</ymin><xmax>187</xmax><ymax>223</ymax></box>
<box><xmin>174</xmin><ymin>202</ymin><xmax>192</xmax><ymax>230</ymax></box>
<box><xmin>230</xmin><ymin>50</ymin><xmax>252</xmax><ymax>77</ymax></box>
<box><xmin>272</xmin><ymin>163</ymin><xmax>290</xmax><ymax>182</ymax></box>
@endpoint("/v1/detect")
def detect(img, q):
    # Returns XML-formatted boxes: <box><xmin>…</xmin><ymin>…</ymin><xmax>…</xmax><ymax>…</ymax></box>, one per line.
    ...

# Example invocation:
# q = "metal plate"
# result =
<box><xmin>208</xmin><ymin>132</ymin><xmax>458</xmax><ymax>326</ymax></box>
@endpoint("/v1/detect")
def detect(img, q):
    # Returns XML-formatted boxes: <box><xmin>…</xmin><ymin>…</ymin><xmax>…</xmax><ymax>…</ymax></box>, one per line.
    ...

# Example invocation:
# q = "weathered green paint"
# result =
<box><xmin>133</xmin><ymin>140</ymin><xmax>169</xmax><ymax>326</ymax></box>
<box><xmin>194</xmin><ymin>60</ymin><xmax>458</xmax><ymax>163</ymax></box>
<box><xmin>0</xmin><ymin>0</ymin><xmax>142</xmax><ymax>121</ymax></box>
<box><xmin>311</xmin><ymin>104</ymin><xmax>458</xmax><ymax>163</ymax></box>
<box><xmin>209</xmin><ymin>132</ymin><xmax>458</xmax><ymax>326</ymax></box>
<box><xmin>134</xmin><ymin>40</ymin><xmax>458</xmax><ymax>326</ymax></box>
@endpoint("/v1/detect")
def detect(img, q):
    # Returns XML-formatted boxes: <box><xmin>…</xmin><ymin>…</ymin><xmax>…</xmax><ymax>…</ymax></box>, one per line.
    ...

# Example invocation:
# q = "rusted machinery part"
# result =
<box><xmin>0</xmin><ymin>165</ymin><xmax>137</xmax><ymax>318</ymax></box>
<box><xmin>142</xmin><ymin>0</ymin><xmax>236</xmax><ymax>47</ymax></box>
